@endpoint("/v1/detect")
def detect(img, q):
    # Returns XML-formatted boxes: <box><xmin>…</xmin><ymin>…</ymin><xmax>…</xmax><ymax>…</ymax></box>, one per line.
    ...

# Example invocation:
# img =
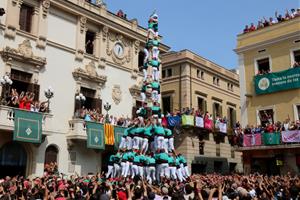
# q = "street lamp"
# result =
<box><xmin>0</xmin><ymin>74</ymin><xmax>13</xmax><ymax>105</ymax></box>
<box><xmin>104</xmin><ymin>102</ymin><xmax>111</xmax><ymax>123</ymax></box>
<box><xmin>44</xmin><ymin>86</ymin><xmax>54</xmax><ymax>113</ymax></box>
<box><xmin>75</xmin><ymin>93</ymin><xmax>86</xmax><ymax>109</ymax></box>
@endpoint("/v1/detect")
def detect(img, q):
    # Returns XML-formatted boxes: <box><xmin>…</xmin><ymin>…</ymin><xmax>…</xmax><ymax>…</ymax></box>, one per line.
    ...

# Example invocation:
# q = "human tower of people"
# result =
<box><xmin>106</xmin><ymin>12</ymin><xmax>190</xmax><ymax>184</ymax></box>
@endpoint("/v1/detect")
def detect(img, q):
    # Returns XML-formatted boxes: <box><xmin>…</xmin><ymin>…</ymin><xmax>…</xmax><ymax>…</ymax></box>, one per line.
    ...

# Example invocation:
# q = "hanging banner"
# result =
<box><xmin>262</xmin><ymin>132</ymin><xmax>280</xmax><ymax>145</ymax></box>
<box><xmin>104</xmin><ymin>123</ymin><xmax>115</xmax><ymax>145</ymax></box>
<box><xmin>282</xmin><ymin>130</ymin><xmax>300</xmax><ymax>143</ymax></box>
<box><xmin>13</xmin><ymin>109</ymin><xmax>43</xmax><ymax>143</ymax></box>
<box><xmin>86</xmin><ymin>121</ymin><xmax>105</xmax><ymax>150</ymax></box>
<box><xmin>167</xmin><ymin>116</ymin><xmax>181</xmax><ymax>127</ymax></box>
<box><xmin>182</xmin><ymin>115</ymin><xmax>194</xmax><ymax>126</ymax></box>
<box><xmin>219</xmin><ymin>122</ymin><xmax>227</xmax><ymax>134</ymax></box>
<box><xmin>195</xmin><ymin>116</ymin><xmax>204</xmax><ymax>128</ymax></box>
<box><xmin>114</xmin><ymin>126</ymin><xmax>125</xmax><ymax>149</ymax></box>
<box><xmin>254</xmin><ymin>67</ymin><xmax>300</xmax><ymax>95</ymax></box>
<box><xmin>243</xmin><ymin>134</ymin><xmax>262</xmax><ymax>147</ymax></box>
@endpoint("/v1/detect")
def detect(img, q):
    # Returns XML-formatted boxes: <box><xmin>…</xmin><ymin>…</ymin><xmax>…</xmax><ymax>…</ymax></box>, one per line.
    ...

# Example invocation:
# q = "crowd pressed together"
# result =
<box><xmin>1</xmin><ymin>173</ymin><xmax>300</xmax><ymax>200</ymax></box>
<box><xmin>243</xmin><ymin>8</ymin><xmax>300</xmax><ymax>34</ymax></box>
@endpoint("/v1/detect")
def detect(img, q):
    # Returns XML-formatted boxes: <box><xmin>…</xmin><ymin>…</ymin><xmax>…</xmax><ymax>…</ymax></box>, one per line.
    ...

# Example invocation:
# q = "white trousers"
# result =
<box><xmin>106</xmin><ymin>165</ymin><xmax>114</xmax><ymax>178</ymax></box>
<box><xmin>163</xmin><ymin>138</ymin><xmax>169</xmax><ymax>153</ymax></box>
<box><xmin>147</xmin><ymin>166</ymin><xmax>156</xmax><ymax>184</ymax></box>
<box><xmin>152</xmin><ymin>47</ymin><xmax>160</xmax><ymax>59</ymax></box>
<box><xmin>169</xmin><ymin>166</ymin><xmax>177</xmax><ymax>180</ymax></box>
<box><xmin>143</xmin><ymin>48</ymin><xmax>149</xmax><ymax>64</ymax></box>
<box><xmin>113</xmin><ymin>163</ymin><xmax>120</xmax><ymax>178</ymax></box>
<box><xmin>156</xmin><ymin>136</ymin><xmax>165</xmax><ymax>150</ymax></box>
<box><xmin>133</xmin><ymin>136</ymin><xmax>142</xmax><ymax>150</ymax></box>
<box><xmin>126</xmin><ymin>136</ymin><xmax>133</xmax><ymax>150</ymax></box>
<box><xmin>159</xmin><ymin>163</ymin><xmax>169</xmax><ymax>178</ymax></box>
<box><xmin>141</xmin><ymin>92</ymin><xmax>146</xmax><ymax>103</ymax></box>
<box><xmin>151</xmin><ymin>91</ymin><xmax>160</xmax><ymax>103</ymax></box>
<box><xmin>119</xmin><ymin>137</ymin><xmax>127</xmax><ymax>149</ymax></box>
<box><xmin>142</xmin><ymin>138</ymin><xmax>149</xmax><ymax>153</ymax></box>
<box><xmin>132</xmin><ymin>164</ymin><xmax>139</xmax><ymax>178</ymax></box>
<box><xmin>168</xmin><ymin>137</ymin><xmax>174</xmax><ymax>151</ymax></box>
<box><xmin>122</xmin><ymin>161</ymin><xmax>131</xmax><ymax>177</ymax></box>
<box><xmin>148</xmin><ymin>29</ymin><xmax>158</xmax><ymax>39</ymax></box>
<box><xmin>152</xmin><ymin>67</ymin><xmax>160</xmax><ymax>81</ymax></box>
<box><xmin>176</xmin><ymin>168</ymin><xmax>185</xmax><ymax>182</ymax></box>
<box><xmin>143</xmin><ymin>69</ymin><xmax>148</xmax><ymax>82</ymax></box>
<box><xmin>138</xmin><ymin>166</ymin><xmax>144</xmax><ymax>178</ymax></box>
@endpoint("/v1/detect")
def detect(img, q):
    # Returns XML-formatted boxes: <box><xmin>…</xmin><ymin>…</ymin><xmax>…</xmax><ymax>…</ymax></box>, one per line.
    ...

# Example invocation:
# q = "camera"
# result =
<box><xmin>0</xmin><ymin>8</ymin><xmax>5</xmax><ymax>16</ymax></box>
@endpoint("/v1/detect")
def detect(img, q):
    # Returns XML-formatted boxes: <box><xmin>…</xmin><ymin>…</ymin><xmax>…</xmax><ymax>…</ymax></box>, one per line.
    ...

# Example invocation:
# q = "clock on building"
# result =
<box><xmin>113</xmin><ymin>42</ymin><xmax>124</xmax><ymax>58</ymax></box>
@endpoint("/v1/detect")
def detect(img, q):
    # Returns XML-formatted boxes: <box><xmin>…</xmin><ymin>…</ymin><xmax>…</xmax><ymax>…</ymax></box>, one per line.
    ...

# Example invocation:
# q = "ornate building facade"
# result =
<box><xmin>0</xmin><ymin>0</ymin><xmax>169</xmax><ymax>177</ymax></box>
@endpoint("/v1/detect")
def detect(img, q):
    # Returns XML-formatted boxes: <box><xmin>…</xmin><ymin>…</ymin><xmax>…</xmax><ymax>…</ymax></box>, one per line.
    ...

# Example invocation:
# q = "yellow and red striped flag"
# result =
<box><xmin>104</xmin><ymin>123</ymin><xmax>115</xmax><ymax>145</ymax></box>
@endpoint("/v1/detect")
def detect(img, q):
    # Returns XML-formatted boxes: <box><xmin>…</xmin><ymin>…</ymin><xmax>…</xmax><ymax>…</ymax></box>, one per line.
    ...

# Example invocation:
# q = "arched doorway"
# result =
<box><xmin>0</xmin><ymin>142</ymin><xmax>27</xmax><ymax>178</ymax></box>
<box><xmin>44</xmin><ymin>145</ymin><xmax>59</xmax><ymax>175</ymax></box>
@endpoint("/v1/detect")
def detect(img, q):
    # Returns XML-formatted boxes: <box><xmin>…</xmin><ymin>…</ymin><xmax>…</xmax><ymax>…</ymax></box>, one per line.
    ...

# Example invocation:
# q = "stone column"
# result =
<box><xmin>36</xmin><ymin>0</ymin><xmax>50</xmax><ymax>49</ymax></box>
<box><xmin>4</xmin><ymin>0</ymin><xmax>22</xmax><ymax>38</ymax></box>
<box><xmin>75</xmin><ymin>16</ymin><xmax>87</xmax><ymax>61</ymax></box>
<box><xmin>94</xmin><ymin>31</ymin><xmax>101</xmax><ymax>58</ymax></box>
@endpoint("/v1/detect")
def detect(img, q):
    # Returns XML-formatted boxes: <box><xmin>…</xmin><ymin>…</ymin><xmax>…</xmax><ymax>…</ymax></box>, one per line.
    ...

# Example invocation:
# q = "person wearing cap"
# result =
<box><xmin>168</xmin><ymin>154</ymin><xmax>177</xmax><ymax>180</ymax></box>
<box><xmin>154</xmin><ymin>121</ymin><xmax>165</xmax><ymax>152</ymax></box>
<box><xmin>148</xmin><ymin>57</ymin><xmax>161</xmax><ymax>82</ymax></box>
<box><xmin>106</xmin><ymin>154</ymin><xmax>115</xmax><ymax>179</ymax></box>
<box><xmin>150</xmin><ymin>80</ymin><xmax>160</xmax><ymax>103</ymax></box>
<box><xmin>142</xmin><ymin>119</ymin><xmax>153</xmax><ymax>154</ymax></box>
<box><xmin>146</xmin><ymin>153</ymin><xmax>156</xmax><ymax>184</ymax></box>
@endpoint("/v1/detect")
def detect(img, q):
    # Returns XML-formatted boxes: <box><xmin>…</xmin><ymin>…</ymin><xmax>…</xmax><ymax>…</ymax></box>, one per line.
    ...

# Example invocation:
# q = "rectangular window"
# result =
<box><xmin>293</xmin><ymin>50</ymin><xmax>300</xmax><ymax>67</ymax></box>
<box><xmin>197</xmin><ymin>97</ymin><xmax>204</xmax><ymax>112</ymax></box>
<box><xmin>201</xmin><ymin>71</ymin><xmax>204</xmax><ymax>79</ymax></box>
<box><xmin>258</xmin><ymin>109</ymin><xmax>274</xmax><ymax>127</ymax></box>
<box><xmin>257</xmin><ymin>58</ymin><xmax>270</xmax><ymax>75</ymax></box>
<box><xmin>213</xmin><ymin>102</ymin><xmax>222</xmax><ymax>119</ymax></box>
<box><xmin>217</xmin><ymin>78</ymin><xmax>220</xmax><ymax>86</ymax></box>
<box><xmin>85</xmin><ymin>30</ymin><xmax>95</xmax><ymax>55</ymax></box>
<box><xmin>162</xmin><ymin>96</ymin><xmax>171</xmax><ymax>114</ymax></box>
<box><xmin>228</xmin><ymin>107</ymin><xmax>236</xmax><ymax>129</ymax></box>
<box><xmin>213</xmin><ymin>77</ymin><xmax>216</xmax><ymax>85</ymax></box>
<box><xmin>297</xmin><ymin>105</ymin><xmax>300</xmax><ymax>120</ymax></box>
<box><xmin>167</xmin><ymin>68</ymin><xmax>172</xmax><ymax>77</ymax></box>
<box><xmin>19</xmin><ymin>4</ymin><xmax>33</xmax><ymax>32</ymax></box>
<box><xmin>75</xmin><ymin>87</ymin><xmax>101</xmax><ymax>116</ymax></box>
<box><xmin>162</xmin><ymin>70</ymin><xmax>166</xmax><ymax>78</ymax></box>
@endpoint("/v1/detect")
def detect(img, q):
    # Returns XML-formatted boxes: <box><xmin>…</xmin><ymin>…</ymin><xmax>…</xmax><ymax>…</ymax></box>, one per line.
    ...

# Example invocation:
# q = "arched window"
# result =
<box><xmin>138</xmin><ymin>51</ymin><xmax>145</xmax><ymax>72</ymax></box>
<box><xmin>44</xmin><ymin>145</ymin><xmax>58</xmax><ymax>164</ymax></box>
<box><xmin>0</xmin><ymin>142</ymin><xmax>27</xmax><ymax>178</ymax></box>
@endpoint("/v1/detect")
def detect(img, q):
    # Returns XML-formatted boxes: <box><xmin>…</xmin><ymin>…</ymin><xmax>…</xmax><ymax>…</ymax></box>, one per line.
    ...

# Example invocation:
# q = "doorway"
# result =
<box><xmin>0</xmin><ymin>142</ymin><xmax>27</xmax><ymax>178</ymax></box>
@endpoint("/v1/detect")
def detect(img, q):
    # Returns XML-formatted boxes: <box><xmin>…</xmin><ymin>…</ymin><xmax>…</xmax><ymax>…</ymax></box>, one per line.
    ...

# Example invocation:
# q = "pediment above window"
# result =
<box><xmin>0</xmin><ymin>40</ymin><xmax>47</xmax><ymax>69</ymax></box>
<box><xmin>73</xmin><ymin>61</ymin><xmax>107</xmax><ymax>86</ymax></box>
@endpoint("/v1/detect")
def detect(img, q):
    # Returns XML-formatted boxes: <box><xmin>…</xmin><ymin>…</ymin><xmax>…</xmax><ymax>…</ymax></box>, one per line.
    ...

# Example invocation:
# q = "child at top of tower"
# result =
<box><xmin>147</xmin><ymin>12</ymin><xmax>159</xmax><ymax>39</ymax></box>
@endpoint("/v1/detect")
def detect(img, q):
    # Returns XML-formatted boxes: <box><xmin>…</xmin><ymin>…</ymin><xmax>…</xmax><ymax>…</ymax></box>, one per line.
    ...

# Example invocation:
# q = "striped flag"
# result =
<box><xmin>104</xmin><ymin>123</ymin><xmax>115</xmax><ymax>145</ymax></box>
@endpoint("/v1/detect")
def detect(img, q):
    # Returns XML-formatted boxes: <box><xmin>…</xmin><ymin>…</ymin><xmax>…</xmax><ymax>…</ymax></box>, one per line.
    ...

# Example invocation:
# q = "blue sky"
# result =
<box><xmin>105</xmin><ymin>1</ymin><xmax>299</xmax><ymax>69</ymax></box>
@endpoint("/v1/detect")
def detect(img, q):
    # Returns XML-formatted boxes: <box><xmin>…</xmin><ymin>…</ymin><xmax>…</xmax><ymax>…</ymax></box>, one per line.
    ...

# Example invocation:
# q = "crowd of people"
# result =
<box><xmin>1</xmin><ymin>173</ymin><xmax>300</xmax><ymax>200</ymax></box>
<box><xmin>1</xmin><ymin>88</ymin><xmax>49</xmax><ymax>113</ymax></box>
<box><xmin>243</xmin><ymin>8</ymin><xmax>300</xmax><ymax>34</ymax></box>
<box><xmin>116</xmin><ymin>10</ymin><xmax>127</xmax><ymax>20</ymax></box>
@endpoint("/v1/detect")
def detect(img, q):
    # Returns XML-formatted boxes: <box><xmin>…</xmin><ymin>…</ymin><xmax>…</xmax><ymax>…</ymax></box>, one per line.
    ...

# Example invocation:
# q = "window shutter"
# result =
<box><xmin>203</xmin><ymin>100</ymin><xmax>207</xmax><ymax>113</ymax></box>
<box><xmin>212</xmin><ymin>103</ymin><xmax>216</xmax><ymax>121</ymax></box>
<box><xmin>220</xmin><ymin>105</ymin><xmax>223</xmax><ymax>118</ymax></box>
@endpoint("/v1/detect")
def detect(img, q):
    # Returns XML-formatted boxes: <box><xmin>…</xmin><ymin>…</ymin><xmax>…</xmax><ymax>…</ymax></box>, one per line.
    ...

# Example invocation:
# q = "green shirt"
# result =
<box><xmin>176</xmin><ymin>157</ymin><xmax>181</xmax><ymax>166</ymax></box>
<box><xmin>165</xmin><ymin>128</ymin><xmax>173</xmax><ymax>137</ymax></box>
<box><xmin>133</xmin><ymin>155</ymin><xmax>140</xmax><ymax>163</ymax></box>
<box><xmin>109</xmin><ymin>155</ymin><xmax>115</xmax><ymax>163</ymax></box>
<box><xmin>155</xmin><ymin>125</ymin><xmax>165</xmax><ymax>136</ymax></box>
<box><xmin>135</xmin><ymin>127</ymin><xmax>145</xmax><ymax>135</ymax></box>
<box><xmin>137</xmin><ymin>107</ymin><xmax>147</xmax><ymax>117</ymax></box>
<box><xmin>168</xmin><ymin>156</ymin><xmax>175</xmax><ymax>165</ymax></box>
<box><xmin>151</xmin><ymin>82</ymin><xmax>160</xmax><ymax>92</ymax></box>
<box><xmin>159</xmin><ymin>153</ymin><xmax>169</xmax><ymax>162</ymax></box>
<box><xmin>148</xmin><ymin>157</ymin><xmax>156</xmax><ymax>165</ymax></box>
<box><xmin>152</xmin><ymin>39</ymin><xmax>159</xmax><ymax>47</ymax></box>
<box><xmin>149</xmin><ymin>60</ymin><xmax>160</xmax><ymax>68</ymax></box>
<box><xmin>144</xmin><ymin>125</ymin><xmax>153</xmax><ymax>137</ymax></box>
<box><xmin>179</xmin><ymin>155</ymin><xmax>187</xmax><ymax>164</ymax></box>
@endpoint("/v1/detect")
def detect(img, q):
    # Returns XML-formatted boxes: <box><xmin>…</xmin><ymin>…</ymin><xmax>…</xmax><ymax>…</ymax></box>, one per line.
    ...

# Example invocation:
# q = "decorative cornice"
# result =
<box><xmin>0</xmin><ymin>39</ymin><xmax>47</xmax><ymax>68</ymax></box>
<box><xmin>41</xmin><ymin>0</ymin><xmax>51</xmax><ymax>18</ymax></box>
<box><xmin>72</xmin><ymin>61</ymin><xmax>107</xmax><ymax>86</ymax></box>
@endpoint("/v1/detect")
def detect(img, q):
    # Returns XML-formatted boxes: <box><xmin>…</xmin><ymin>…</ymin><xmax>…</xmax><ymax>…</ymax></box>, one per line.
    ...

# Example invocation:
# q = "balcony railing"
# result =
<box><xmin>0</xmin><ymin>105</ymin><xmax>53</xmax><ymax>133</ymax></box>
<box><xmin>235</xmin><ymin>130</ymin><xmax>300</xmax><ymax>150</ymax></box>
<box><xmin>67</xmin><ymin>119</ymin><xmax>87</xmax><ymax>140</ymax></box>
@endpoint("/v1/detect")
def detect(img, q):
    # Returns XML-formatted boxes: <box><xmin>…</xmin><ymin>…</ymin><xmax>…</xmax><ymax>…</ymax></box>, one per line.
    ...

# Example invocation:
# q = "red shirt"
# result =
<box><xmin>19</xmin><ymin>99</ymin><xmax>25</xmax><ymax>109</ymax></box>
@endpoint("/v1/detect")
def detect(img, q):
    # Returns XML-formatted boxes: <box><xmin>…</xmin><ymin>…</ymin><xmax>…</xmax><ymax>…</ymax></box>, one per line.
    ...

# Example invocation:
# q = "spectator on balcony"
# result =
<box><xmin>275</xmin><ymin>11</ymin><xmax>284</xmax><ymax>22</ymax></box>
<box><xmin>117</xmin><ymin>9</ymin><xmax>124</xmax><ymax>18</ymax></box>
<box><xmin>293</xmin><ymin>61</ymin><xmax>300</xmax><ymax>68</ymax></box>
<box><xmin>249</xmin><ymin>23</ymin><xmax>256</xmax><ymax>31</ymax></box>
<box><xmin>262</xmin><ymin>17</ymin><xmax>270</xmax><ymax>27</ymax></box>
<box><xmin>243</xmin><ymin>25</ymin><xmax>249</xmax><ymax>33</ymax></box>
<box><xmin>257</xmin><ymin>20</ymin><xmax>264</xmax><ymax>29</ymax></box>
<box><xmin>268</xmin><ymin>17</ymin><xmax>276</xmax><ymax>25</ymax></box>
